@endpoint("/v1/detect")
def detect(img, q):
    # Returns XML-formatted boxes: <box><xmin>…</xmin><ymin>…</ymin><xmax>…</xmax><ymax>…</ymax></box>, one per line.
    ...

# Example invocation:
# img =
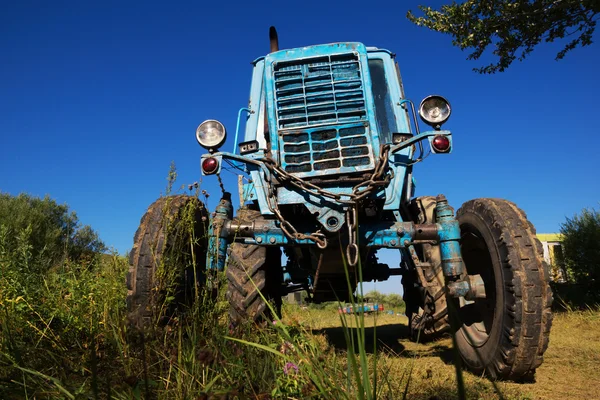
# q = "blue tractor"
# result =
<box><xmin>127</xmin><ymin>28</ymin><xmax>553</xmax><ymax>381</ymax></box>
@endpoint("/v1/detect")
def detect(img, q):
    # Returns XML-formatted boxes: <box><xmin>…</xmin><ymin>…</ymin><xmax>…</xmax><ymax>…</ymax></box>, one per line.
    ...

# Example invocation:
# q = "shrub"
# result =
<box><xmin>0</xmin><ymin>192</ymin><xmax>105</xmax><ymax>272</ymax></box>
<box><xmin>559</xmin><ymin>206</ymin><xmax>600</xmax><ymax>305</ymax></box>
<box><xmin>360</xmin><ymin>290</ymin><xmax>405</xmax><ymax>309</ymax></box>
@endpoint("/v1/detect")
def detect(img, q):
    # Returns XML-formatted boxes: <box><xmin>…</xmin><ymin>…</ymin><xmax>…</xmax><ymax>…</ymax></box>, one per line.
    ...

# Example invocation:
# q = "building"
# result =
<box><xmin>537</xmin><ymin>233</ymin><xmax>566</xmax><ymax>282</ymax></box>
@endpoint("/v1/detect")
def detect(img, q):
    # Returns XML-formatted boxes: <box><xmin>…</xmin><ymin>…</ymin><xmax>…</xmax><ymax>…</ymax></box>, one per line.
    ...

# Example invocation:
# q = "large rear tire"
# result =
<box><xmin>126</xmin><ymin>195</ymin><xmax>208</xmax><ymax>327</ymax></box>
<box><xmin>403</xmin><ymin>196</ymin><xmax>450</xmax><ymax>341</ymax></box>
<box><xmin>453</xmin><ymin>198</ymin><xmax>553</xmax><ymax>381</ymax></box>
<box><xmin>226</xmin><ymin>208</ymin><xmax>282</xmax><ymax>326</ymax></box>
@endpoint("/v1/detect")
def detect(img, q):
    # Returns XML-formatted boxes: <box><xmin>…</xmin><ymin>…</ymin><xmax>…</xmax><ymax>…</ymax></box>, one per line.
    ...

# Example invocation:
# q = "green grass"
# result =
<box><xmin>2</xmin><ymin>250</ymin><xmax>600</xmax><ymax>399</ymax></box>
<box><xmin>1</xmin><ymin>252</ymin><xmax>597</xmax><ymax>400</ymax></box>
<box><xmin>2</xmin><ymin>183</ymin><xmax>599</xmax><ymax>399</ymax></box>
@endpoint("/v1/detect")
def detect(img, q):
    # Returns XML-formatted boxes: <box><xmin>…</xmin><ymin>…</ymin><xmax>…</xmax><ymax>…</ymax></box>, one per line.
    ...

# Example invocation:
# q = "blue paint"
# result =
<box><xmin>245</xmin><ymin>59</ymin><xmax>266</xmax><ymax>146</ymax></box>
<box><xmin>283</xmin><ymin>271</ymin><xmax>292</xmax><ymax>283</ymax></box>
<box><xmin>206</xmin><ymin>193</ymin><xmax>233</xmax><ymax>271</ymax></box>
<box><xmin>232</xmin><ymin>107</ymin><xmax>252</xmax><ymax>155</ymax></box>
<box><xmin>435</xmin><ymin>196</ymin><xmax>465</xmax><ymax>277</ymax></box>
<box><xmin>360</xmin><ymin>222</ymin><xmax>414</xmax><ymax>248</ymax></box>
<box><xmin>436</xmin><ymin>220</ymin><xmax>462</xmax><ymax>242</ymax></box>
<box><xmin>264</xmin><ymin>43</ymin><xmax>383</xmax><ymax>166</ymax></box>
<box><xmin>226</xmin><ymin>218</ymin><xmax>445</xmax><ymax>250</ymax></box>
<box><xmin>248</xmin><ymin>168</ymin><xmax>272</xmax><ymax>214</ymax></box>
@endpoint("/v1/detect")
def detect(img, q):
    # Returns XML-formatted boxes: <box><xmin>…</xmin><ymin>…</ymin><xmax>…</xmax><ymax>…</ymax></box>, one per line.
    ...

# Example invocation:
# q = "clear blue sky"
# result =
<box><xmin>2</xmin><ymin>1</ymin><xmax>598</xmax><ymax>294</ymax></box>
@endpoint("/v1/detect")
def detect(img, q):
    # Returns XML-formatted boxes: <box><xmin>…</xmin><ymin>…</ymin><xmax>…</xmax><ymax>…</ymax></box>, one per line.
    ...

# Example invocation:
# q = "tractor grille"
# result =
<box><xmin>272</xmin><ymin>53</ymin><xmax>374</xmax><ymax>177</ymax></box>
<box><xmin>273</xmin><ymin>53</ymin><xmax>367</xmax><ymax>129</ymax></box>
<box><xmin>280</xmin><ymin>124</ymin><xmax>373</xmax><ymax>175</ymax></box>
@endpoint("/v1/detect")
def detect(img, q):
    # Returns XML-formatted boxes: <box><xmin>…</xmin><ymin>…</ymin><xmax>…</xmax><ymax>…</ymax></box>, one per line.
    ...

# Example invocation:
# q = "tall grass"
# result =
<box><xmin>0</xmin><ymin>230</ymin><xmax>560</xmax><ymax>400</ymax></box>
<box><xmin>1</xmin><ymin>179</ymin><xmax>527</xmax><ymax>399</ymax></box>
<box><xmin>1</xmin><ymin>191</ymin><xmax>396</xmax><ymax>398</ymax></box>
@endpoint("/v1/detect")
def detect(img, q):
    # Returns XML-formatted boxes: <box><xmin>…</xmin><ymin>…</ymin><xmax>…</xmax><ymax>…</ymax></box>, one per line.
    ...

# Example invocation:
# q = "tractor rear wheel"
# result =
<box><xmin>226</xmin><ymin>208</ymin><xmax>282</xmax><ymax>326</ymax></box>
<box><xmin>126</xmin><ymin>195</ymin><xmax>208</xmax><ymax>328</ymax></box>
<box><xmin>403</xmin><ymin>196</ymin><xmax>450</xmax><ymax>341</ymax></box>
<box><xmin>453</xmin><ymin>198</ymin><xmax>553</xmax><ymax>381</ymax></box>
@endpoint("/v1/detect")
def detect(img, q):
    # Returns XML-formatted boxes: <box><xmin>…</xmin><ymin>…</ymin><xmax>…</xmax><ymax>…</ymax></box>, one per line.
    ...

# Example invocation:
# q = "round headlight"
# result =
<box><xmin>418</xmin><ymin>95</ymin><xmax>451</xmax><ymax>128</ymax></box>
<box><xmin>196</xmin><ymin>120</ymin><xmax>227</xmax><ymax>150</ymax></box>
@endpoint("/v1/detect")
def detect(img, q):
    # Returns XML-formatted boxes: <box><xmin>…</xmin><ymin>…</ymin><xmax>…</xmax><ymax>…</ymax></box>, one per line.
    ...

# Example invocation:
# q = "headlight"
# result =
<box><xmin>196</xmin><ymin>120</ymin><xmax>227</xmax><ymax>150</ymax></box>
<box><xmin>418</xmin><ymin>95</ymin><xmax>451</xmax><ymax>128</ymax></box>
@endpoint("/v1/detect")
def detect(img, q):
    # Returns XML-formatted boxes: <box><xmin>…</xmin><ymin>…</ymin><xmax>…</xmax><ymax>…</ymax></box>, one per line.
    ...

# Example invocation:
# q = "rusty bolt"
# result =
<box><xmin>390</xmin><ymin>239</ymin><xmax>397</xmax><ymax>246</ymax></box>
<box><xmin>269</xmin><ymin>237</ymin><xmax>276</xmax><ymax>244</ymax></box>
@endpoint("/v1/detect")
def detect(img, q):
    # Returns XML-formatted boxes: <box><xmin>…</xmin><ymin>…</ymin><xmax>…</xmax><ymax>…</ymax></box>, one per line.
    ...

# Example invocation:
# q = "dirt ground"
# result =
<box><xmin>289</xmin><ymin>307</ymin><xmax>600</xmax><ymax>399</ymax></box>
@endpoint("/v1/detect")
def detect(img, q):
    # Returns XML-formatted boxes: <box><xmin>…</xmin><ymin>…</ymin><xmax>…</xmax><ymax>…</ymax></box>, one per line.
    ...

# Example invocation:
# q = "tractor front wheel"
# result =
<box><xmin>126</xmin><ymin>195</ymin><xmax>208</xmax><ymax>328</ymax></box>
<box><xmin>453</xmin><ymin>198</ymin><xmax>553</xmax><ymax>381</ymax></box>
<box><xmin>226</xmin><ymin>208</ymin><xmax>282</xmax><ymax>326</ymax></box>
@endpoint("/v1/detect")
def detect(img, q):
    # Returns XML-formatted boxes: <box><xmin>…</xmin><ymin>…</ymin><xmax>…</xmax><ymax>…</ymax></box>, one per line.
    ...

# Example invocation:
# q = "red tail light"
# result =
<box><xmin>202</xmin><ymin>157</ymin><xmax>219</xmax><ymax>174</ymax></box>
<box><xmin>432</xmin><ymin>135</ymin><xmax>451</xmax><ymax>153</ymax></box>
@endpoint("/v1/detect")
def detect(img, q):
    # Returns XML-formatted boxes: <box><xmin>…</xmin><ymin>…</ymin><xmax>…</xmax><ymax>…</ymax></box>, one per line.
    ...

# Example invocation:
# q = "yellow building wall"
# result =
<box><xmin>537</xmin><ymin>233</ymin><xmax>565</xmax><ymax>282</ymax></box>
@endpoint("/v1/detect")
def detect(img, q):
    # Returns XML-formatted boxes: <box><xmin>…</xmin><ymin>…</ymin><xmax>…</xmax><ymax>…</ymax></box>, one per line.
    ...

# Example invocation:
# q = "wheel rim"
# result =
<box><xmin>456</xmin><ymin>223</ymin><xmax>497</xmax><ymax>347</ymax></box>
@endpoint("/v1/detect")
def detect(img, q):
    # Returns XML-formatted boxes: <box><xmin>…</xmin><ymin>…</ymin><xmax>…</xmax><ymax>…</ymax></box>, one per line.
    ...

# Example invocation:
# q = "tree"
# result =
<box><xmin>407</xmin><ymin>0</ymin><xmax>600</xmax><ymax>73</ymax></box>
<box><xmin>0</xmin><ymin>192</ymin><xmax>106</xmax><ymax>272</ymax></box>
<box><xmin>363</xmin><ymin>290</ymin><xmax>386</xmax><ymax>304</ymax></box>
<box><xmin>559</xmin><ymin>206</ymin><xmax>600</xmax><ymax>301</ymax></box>
<box><xmin>384</xmin><ymin>293</ymin><xmax>405</xmax><ymax>308</ymax></box>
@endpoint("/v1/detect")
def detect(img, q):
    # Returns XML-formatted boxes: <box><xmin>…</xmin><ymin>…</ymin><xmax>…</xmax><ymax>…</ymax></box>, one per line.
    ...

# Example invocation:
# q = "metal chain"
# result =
<box><xmin>344</xmin><ymin>144</ymin><xmax>392</xmax><ymax>266</ymax></box>
<box><xmin>265</xmin><ymin>181</ymin><xmax>328</xmax><ymax>249</ymax></box>
<box><xmin>216</xmin><ymin>173</ymin><xmax>226</xmax><ymax>196</ymax></box>
<box><xmin>345</xmin><ymin>204</ymin><xmax>359</xmax><ymax>266</ymax></box>
<box><xmin>261</xmin><ymin>144</ymin><xmax>392</xmax><ymax>264</ymax></box>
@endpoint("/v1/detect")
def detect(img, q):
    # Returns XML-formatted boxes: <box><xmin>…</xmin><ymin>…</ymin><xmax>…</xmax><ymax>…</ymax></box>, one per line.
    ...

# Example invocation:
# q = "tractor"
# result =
<box><xmin>126</xmin><ymin>27</ymin><xmax>553</xmax><ymax>381</ymax></box>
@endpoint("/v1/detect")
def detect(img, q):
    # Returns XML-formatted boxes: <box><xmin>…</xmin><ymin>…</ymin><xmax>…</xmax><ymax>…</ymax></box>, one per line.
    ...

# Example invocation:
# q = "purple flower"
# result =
<box><xmin>283</xmin><ymin>362</ymin><xmax>299</xmax><ymax>375</ymax></box>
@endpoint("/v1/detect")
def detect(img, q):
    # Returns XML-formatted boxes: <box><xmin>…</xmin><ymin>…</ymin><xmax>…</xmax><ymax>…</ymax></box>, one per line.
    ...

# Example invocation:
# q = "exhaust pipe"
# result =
<box><xmin>265</xmin><ymin>26</ymin><xmax>279</xmax><ymax>152</ymax></box>
<box><xmin>269</xmin><ymin>26</ymin><xmax>279</xmax><ymax>53</ymax></box>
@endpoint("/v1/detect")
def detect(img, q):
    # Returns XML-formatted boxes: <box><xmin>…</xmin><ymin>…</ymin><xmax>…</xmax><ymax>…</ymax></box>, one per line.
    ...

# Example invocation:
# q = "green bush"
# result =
<box><xmin>0</xmin><ymin>192</ymin><xmax>115</xmax><ymax>394</ymax></box>
<box><xmin>0</xmin><ymin>192</ymin><xmax>105</xmax><ymax>273</ymax></box>
<box><xmin>360</xmin><ymin>290</ymin><xmax>405</xmax><ymax>309</ymax></box>
<box><xmin>559</xmin><ymin>206</ymin><xmax>600</xmax><ymax>305</ymax></box>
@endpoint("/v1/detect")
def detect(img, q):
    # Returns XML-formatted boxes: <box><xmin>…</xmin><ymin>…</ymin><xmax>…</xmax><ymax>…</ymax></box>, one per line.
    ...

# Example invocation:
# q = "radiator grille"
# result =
<box><xmin>280</xmin><ymin>124</ymin><xmax>373</xmax><ymax>175</ymax></box>
<box><xmin>273</xmin><ymin>53</ymin><xmax>367</xmax><ymax>129</ymax></box>
<box><xmin>273</xmin><ymin>52</ymin><xmax>374</xmax><ymax>177</ymax></box>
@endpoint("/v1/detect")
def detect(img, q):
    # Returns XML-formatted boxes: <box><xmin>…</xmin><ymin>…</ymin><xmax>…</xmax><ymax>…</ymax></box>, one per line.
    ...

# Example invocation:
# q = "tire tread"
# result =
<box><xmin>226</xmin><ymin>209</ymin><xmax>281</xmax><ymax>325</ymax></box>
<box><xmin>457</xmin><ymin>198</ymin><xmax>553</xmax><ymax>381</ymax></box>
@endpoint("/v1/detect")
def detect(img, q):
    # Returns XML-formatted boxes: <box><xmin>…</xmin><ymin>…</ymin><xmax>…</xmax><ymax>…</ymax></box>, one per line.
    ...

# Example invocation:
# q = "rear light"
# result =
<box><xmin>432</xmin><ymin>135</ymin><xmax>451</xmax><ymax>153</ymax></box>
<box><xmin>202</xmin><ymin>157</ymin><xmax>219</xmax><ymax>174</ymax></box>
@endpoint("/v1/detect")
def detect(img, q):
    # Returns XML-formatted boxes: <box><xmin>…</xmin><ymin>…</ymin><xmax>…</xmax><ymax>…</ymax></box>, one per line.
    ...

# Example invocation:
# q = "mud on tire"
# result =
<box><xmin>226</xmin><ymin>208</ymin><xmax>282</xmax><ymax>326</ymax></box>
<box><xmin>403</xmin><ymin>196</ymin><xmax>450</xmax><ymax>341</ymax></box>
<box><xmin>453</xmin><ymin>198</ymin><xmax>553</xmax><ymax>381</ymax></box>
<box><xmin>126</xmin><ymin>195</ymin><xmax>208</xmax><ymax>328</ymax></box>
